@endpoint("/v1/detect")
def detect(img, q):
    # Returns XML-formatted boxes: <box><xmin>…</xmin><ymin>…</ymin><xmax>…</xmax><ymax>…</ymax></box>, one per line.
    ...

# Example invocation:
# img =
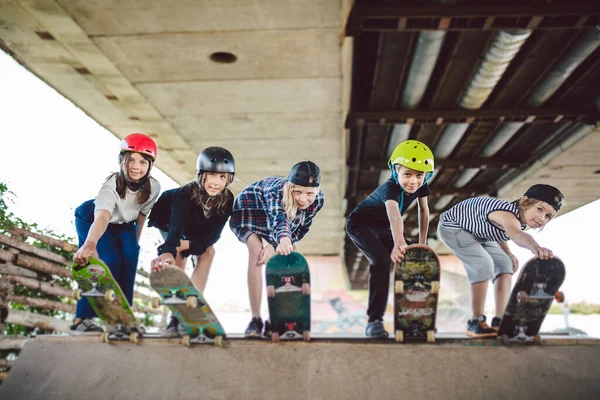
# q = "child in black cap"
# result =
<box><xmin>437</xmin><ymin>184</ymin><xmax>564</xmax><ymax>337</ymax></box>
<box><xmin>229</xmin><ymin>161</ymin><xmax>325</xmax><ymax>337</ymax></box>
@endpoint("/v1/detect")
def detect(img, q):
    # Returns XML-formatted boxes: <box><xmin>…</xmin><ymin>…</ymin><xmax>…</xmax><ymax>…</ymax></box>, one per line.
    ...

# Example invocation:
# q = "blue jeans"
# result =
<box><xmin>74</xmin><ymin>200</ymin><xmax>140</xmax><ymax>319</ymax></box>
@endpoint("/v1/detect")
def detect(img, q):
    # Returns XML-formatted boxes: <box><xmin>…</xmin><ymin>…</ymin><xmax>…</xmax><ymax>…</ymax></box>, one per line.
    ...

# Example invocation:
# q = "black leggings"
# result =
<box><xmin>346</xmin><ymin>218</ymin><xmax>396</xmax><ymax>322</ymax></box>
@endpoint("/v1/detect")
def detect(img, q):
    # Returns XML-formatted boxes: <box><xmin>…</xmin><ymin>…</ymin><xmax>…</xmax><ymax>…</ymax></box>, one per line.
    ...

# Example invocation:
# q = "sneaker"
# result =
<box><xmin>365</xmin><ymin>319</ymin><xmax>389</xmax><ymax>338</ymax></box>
<box><xmin>160</xmin><ymin>316</ymin><xmax>183</xmax><ymax>337</ymax></box>
<box><xmin>262</xmin><ymin>320</ymin><xmax>272</xmax><ymax>338</ymax></box>
<box><xmin>466</xmin><ymin>315</ymin><xmax>497</xmax><ymax>338</ymax></box>
<box><xmin>491</xmin><ymin>316</ymin><xmax>502</xmax><ymax>332</ymax></box>
<box><xmin>245</xmin><ymin>317</ymin><xmax>264</xmax><ymax>338</ymax></box>
<box><xmin>70</xmin><ymin>318</ymin><xmax>103</xmax><ymax>335</ymax></box>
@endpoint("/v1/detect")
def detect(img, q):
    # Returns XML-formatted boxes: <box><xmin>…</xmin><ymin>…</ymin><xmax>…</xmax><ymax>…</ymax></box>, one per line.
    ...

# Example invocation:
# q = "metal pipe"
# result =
<box><xmin>402</xmin><ymin>31</ymin><xmax>446</xmax><ymax>108</ymax></box>
<box><xmin>460</xmin><ymin>30</ymin><xmax>531</xmax><ymax>110</ymax></box>
<box><xmin>526</xmin><ymin>26</ymin><xmax>600</xmax><ymax>107</ymax></box>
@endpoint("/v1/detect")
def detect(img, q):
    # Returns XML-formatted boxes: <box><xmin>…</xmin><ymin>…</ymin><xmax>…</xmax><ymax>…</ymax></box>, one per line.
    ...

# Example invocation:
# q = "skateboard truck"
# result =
<box><xmin>501</xmin><ymin>324</ymin><xmax>539</xmax><ymax>345</ymax></box>
<box><xmin>528</xmin><ymin>283</ymin><xmax>554</xmax><ymax>300</ymax></box>
<box><xmin>101</xmin><ymin>324</ymin><xmax>144</xmax><ymax>344</ymax></box>
<box><xmin>82</xmin><ymin>283</ymin><xmax>105</xmax><ymax>297</ymax></box>
<box><xmin>160</xmin><ymin>292</ymin><xmax>199</xmax><ymax>308</ymax></box>
<box><xmin>75</xmin><ymin>283</ymin><xmax>116</xmax><ymax>302</ymax></box>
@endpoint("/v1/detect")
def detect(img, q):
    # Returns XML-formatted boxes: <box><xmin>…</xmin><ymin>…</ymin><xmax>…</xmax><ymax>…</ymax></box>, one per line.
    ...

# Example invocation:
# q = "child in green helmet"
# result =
<box><xmin>346</xmin><ymin>140</ymin><xmax>434</xmax><ymax>338</ymax></box>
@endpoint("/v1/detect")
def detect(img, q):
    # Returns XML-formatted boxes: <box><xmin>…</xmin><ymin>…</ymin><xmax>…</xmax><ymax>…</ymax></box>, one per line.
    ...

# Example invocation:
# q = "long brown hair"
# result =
<box><xmin>186</xmin><ymin>172</ymin><xmax>234</xmax><ymax>215</ymax></box>
<box><xmin>108</xmin><ymin>152</ymin><xmax>154</xmax><ymax>203</ymax></box>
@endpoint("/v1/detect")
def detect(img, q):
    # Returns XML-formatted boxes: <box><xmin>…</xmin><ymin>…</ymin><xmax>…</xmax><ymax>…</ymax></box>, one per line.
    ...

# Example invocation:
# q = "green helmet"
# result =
<box><xmin>388</xmin><ymin>140</ymin><xmax>435</xmax><ymax>173</ymax></box>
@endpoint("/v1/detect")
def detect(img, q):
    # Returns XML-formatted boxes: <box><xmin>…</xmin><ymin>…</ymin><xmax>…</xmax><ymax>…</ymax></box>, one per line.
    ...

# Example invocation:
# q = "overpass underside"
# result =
<box><xmin>2</xmin><ymin>335</ymin><xmax>600</xmax><ymax>400</ymax></box>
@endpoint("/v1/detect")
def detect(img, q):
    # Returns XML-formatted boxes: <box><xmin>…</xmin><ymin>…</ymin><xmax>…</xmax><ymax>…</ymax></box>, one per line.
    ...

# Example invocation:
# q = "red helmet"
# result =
<box><xmin>120</xmin><ymin>133</ymin><xmax>157</xmax><ymax>161</ymax></box>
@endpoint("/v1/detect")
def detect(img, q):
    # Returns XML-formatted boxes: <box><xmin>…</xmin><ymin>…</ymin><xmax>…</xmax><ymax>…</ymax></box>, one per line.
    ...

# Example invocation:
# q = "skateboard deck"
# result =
<box><xmin>266</xmin><ymin>252</ymin><xmax>311</xmax><ymax>342</ymax></box>
<box><xmin>149</xmin><ymin>266</ymin><xmax>225</xmax><ymax>346</ymax></box>
<box><xmin>72</xmin><ymin>256</ymin><xmax>143</xmax><ymax>343</ymax></box>
<box><xmin>498</xmin><ymin>256</ymin><xmax>565</xmax><ymax>344</ymax></box>
<box><xmin>393</xmin><ymin>244</ymin><xmax>441</xmax><ymax>343</ymax></box>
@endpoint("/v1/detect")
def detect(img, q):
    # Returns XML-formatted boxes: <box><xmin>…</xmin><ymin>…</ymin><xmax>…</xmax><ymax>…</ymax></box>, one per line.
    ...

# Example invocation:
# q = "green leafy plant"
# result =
<box><xmin>1</xmin><ymin>182</ymin><xmax>75</xmax><ymax>335</ymax></box>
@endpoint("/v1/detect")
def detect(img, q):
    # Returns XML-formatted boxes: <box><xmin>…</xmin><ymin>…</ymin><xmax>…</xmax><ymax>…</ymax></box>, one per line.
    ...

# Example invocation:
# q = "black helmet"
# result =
<box><xmin>523</xmin><ymin>184</ymin><xmax>564</xmax><ymax>211</ymax></box>
<box><xmin>196</xmin><ymin>147</ymin><xmax>235</xmax><ymax>175</ymax></box>
<box><xmin>287</xmin><ymin>161</ymin><xmax>320</xmax><ymax>187</ymax></box>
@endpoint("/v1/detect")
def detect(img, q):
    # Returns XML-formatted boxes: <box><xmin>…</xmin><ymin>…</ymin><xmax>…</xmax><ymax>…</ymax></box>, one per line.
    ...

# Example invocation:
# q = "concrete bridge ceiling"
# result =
<box><xmin>0</xmin><ymin>0</ymin><xmax>350</xmax><ymax>256</ymax></box>
<box><xmin>1</xmin><ymin>1</ymin><xmax>599</xmax><ymax>290</ymax></box>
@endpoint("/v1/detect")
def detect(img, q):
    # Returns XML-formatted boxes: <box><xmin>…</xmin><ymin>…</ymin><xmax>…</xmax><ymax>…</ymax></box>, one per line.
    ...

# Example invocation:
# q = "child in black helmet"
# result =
<box><xmin>230</xmin><ymin>161</ymin><xmax>325</xmax><ymax>338</ymax></box>
<box><xmin>437</xmin><ymin>184</ymin><xmax>564</xmax><ymax>337</ymax></box>
<box><xmin>148</xmin><ymin>146</ymin><xmax>235</xmax><ymax>337</ymax></box>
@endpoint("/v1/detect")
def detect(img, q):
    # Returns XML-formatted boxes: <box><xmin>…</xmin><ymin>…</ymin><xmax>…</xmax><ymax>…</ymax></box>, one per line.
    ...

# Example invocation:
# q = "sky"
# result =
<box><xmin>1</xmin><ymin>48</ymin><xmax>599</xmax><ymax>335</ymax></box>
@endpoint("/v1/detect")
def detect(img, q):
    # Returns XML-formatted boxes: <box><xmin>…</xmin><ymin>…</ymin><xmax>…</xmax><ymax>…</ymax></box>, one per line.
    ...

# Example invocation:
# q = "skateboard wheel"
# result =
<box><xmin>72</xmin><ymin>289</ymin><xmax>82</xmax><ymax>300</ymax></box>
<box><xmin>430</xmin><ymin>281</ymin><xmax>440</xmax><ymax>295</ymax></box>
<box><xmin>517</xmin><ymin>291</ymin><xmax>528</xmax><ymax>304</ymax></box>
<box><xmin>272</xmin><ymin>332</ymin><xmax>280</xmax><ymax>343</ymax></box>
<box><xmin>186</xmin><ymin>296</ymin><xmax>198</xmax><ymax>308</ymax></box>
<box><xmin>427</xmin><ymin>330</ymin><xmax>435</xmax><ymax>343</ymax></box>
<box><xmin>555</xmin><ymin>291</ymin><xmax>565</xmax><ymax>303</ymax></box>
<box><xmin>182</xmin><ymin>335</ymin><xmax>191</xmax><ymax>347</ymax></box>
<box><xmin>215</xmin><ymin>336</ymin><xmax>224</xmax><ymax>347</ymax></box>
<box><xmin>104</xmin><ymin>289</ymin><xmax>116</xmax><ymax>302</ymax></box>
<box><xmin>533</xmin><ymin>335</ymin><xmax>541</xmax><ymax>344</ymax></box>
<box><xmin>129</xmin><ymin>332</ymin><xmax>139</xmax><ymax>344</ymax></box>
<box><xmin>101</xmin><ymin>332</ymin><xmax>110</xmax><ymax>344</ymax></box>
<box><xmin>501</xmin><ymin>334</ymin><xmax>510</xmax><ymax>345</ymax></box>
<box><xmin>150</xmin><ymin>297</ymin><xmax>160</xmax><ymax>309</ymax></box>
<box><xmin>301</xmin><ymin>283</ymin><xmax>310</xmax><ymax>296</ymax></box>
<box><xmin>303</xmin><ymin>331</ymin><xmax>311</xmax><ymax>342</ymax></box>
<box><xmin>394</xmin><ymin>281</ymin><xmax>404</xmax><ymax>294</ymax></box>
<box><xmin>267</xmin><ymin>285</ymin><xmax>276</xmax><ymax>298</ymax></box>
<box><xmin>203</xmin><ymin>326</ymin><xmax>217</xmax><ymax>339</ymax></box>
<box><xmin>395</xmin><ymin>331</ymin><xmax>404</xmax><ymax>343</ymax></box>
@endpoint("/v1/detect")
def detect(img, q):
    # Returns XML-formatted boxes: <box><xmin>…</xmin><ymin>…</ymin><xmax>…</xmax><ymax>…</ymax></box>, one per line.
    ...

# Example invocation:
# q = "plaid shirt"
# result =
<box><xmin>230</xmin><ymin>177</ymin><xmax>325</xmax><ymax>247</ymax></box>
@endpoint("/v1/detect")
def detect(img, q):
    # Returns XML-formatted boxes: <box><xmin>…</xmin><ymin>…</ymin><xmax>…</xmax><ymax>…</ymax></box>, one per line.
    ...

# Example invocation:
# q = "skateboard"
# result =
<box><xmin>266</xmin><ymin>252</ymin><xmax>311</xmax><ymax>342</ymax></box>
<box><xmin>149</xmin><ymin>266</ymin><xmax>225</xmax><ymax>346</ymax></box>
<box><xmin>72</xmin><ymin>256</ymin><xmax>144</xmax><ymax>343</ymax></box>
<box><xmin>498</xmin><ymin>256</ymin><xmax>565</xmax><ymax>345</ymax></box>
<box><xmin>393</xmin><ymin>244</ymin><xmax>441</xmax><ymax>343</ymax></box>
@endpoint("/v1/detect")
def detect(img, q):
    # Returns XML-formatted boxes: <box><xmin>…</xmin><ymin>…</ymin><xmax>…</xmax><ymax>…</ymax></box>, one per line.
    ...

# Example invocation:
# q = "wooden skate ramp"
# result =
<box><xmin>2</xmin><ymin>336</ymin><xmax>600</xmax><ymax>400</ymax></box>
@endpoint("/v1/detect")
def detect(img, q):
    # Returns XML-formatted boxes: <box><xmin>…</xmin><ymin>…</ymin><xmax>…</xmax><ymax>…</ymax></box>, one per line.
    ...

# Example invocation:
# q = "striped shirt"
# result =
<box><xmin>439</xmin><ymin>197</ymin><xmax>524</xmax><ymax>242</ymax></box>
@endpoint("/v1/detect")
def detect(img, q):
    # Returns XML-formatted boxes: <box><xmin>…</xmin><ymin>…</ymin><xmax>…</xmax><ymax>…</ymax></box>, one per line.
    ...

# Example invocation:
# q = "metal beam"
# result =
<box><xmin>346</xmin><ymin>108</ymin><xmax>587</xmax><ymax>128</ymax></box>
<box><xmin>350</xmin><ymin>157</ymin><xmax>523</xmax><ymax>172</ymax></box>
<box><xmin>346</xmin><ymin>4</ymin><xmax>600</xmax><ymax>35</ymax></box>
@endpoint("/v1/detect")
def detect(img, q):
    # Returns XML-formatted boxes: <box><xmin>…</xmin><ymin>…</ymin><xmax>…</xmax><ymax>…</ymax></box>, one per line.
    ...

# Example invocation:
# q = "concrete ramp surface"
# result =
<box><xmin>2</xmin><ymin>336</ymin><xmax>600</xmax><ymax>400</ymax></box>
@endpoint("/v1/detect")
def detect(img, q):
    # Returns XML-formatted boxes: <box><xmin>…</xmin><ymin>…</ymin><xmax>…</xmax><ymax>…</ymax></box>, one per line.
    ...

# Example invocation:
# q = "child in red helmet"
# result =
<box><xmin>437</xmin><ymin>184</ymin><xmax>564</xmax><ymax>337</ymax></box>
<box><xmin>230</xmin><ymin>161</ymin><xmax>324</xmax><ymax>338</ymax></box>
<box><xmin>71</xmin><ymin>133</ymin><xmax>161</xmax><ymax>334</ymax></box>
<box><xmin>147</xmin><ymin>147</ymin><xmax>236</xmax><ymax>337</ymax></box>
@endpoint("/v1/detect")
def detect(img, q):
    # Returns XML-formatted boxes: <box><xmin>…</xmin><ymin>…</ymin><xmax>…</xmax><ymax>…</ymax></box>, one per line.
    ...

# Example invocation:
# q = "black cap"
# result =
<box><xmin>196</xmin><ymin>147</ymin><xmax>235</xmax><ymax>175</ymax></box>
<box><xmin>287</xmin><ymin>161</ymin><xmax>320</xmax><ymax>187</ymax></box>
<box><xmin>523</xmin><ymin>184</ymin><xmax>564</xmax><ymax>211</ymax></box>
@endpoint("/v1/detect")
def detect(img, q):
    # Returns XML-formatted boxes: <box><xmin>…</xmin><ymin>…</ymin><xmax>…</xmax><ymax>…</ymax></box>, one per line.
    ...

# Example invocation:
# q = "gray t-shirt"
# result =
<box><xmin>94</xmin><ymin>175</ymin><xmax>161</xmax><ymax>224</ymax></box>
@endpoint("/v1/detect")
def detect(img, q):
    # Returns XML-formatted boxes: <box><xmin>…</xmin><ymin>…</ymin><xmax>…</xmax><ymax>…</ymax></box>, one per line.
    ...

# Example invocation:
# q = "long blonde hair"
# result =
<box><xmin>281</xmin><ymin>181</ymin><xmax>320</xmax><ymax>220</ymax></box>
